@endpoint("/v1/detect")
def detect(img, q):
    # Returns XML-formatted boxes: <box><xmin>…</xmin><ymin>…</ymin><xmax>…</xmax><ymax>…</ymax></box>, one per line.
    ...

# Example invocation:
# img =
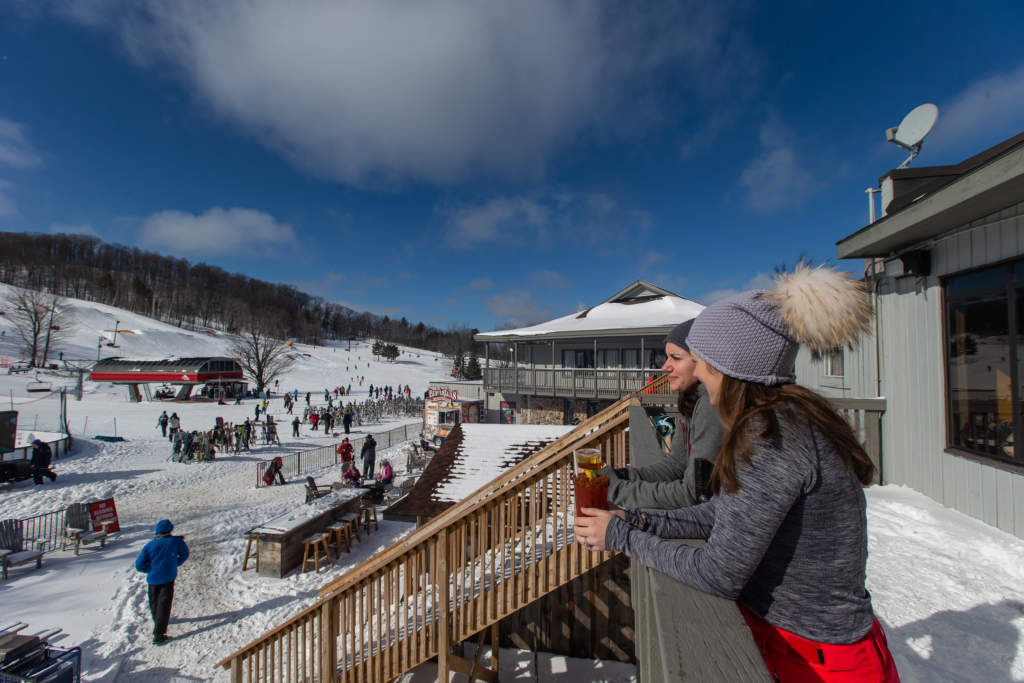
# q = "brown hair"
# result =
<box><xmin>710</xmin><ymin>375</ymin><xmax>875</xmax><ymax>494</ymax></box>
<box><xmin>677</xmin><ymin>383</ymin><xmax>699</xmax><ymax>419</ymax></box>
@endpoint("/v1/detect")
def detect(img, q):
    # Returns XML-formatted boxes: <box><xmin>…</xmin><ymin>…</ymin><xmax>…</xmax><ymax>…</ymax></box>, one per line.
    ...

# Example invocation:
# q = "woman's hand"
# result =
<box><xmin>574</xmin><ymin>508</ymin><xmax>625</xmax><ymax>552</ymax></box>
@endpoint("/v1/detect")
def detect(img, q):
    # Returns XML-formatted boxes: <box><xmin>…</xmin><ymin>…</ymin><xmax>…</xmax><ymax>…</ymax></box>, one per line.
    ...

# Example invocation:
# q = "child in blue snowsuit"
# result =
<box><xmin>135</xmin><ymin>519</ymin><xmax>189</xmax><ymax>645</ymax></box>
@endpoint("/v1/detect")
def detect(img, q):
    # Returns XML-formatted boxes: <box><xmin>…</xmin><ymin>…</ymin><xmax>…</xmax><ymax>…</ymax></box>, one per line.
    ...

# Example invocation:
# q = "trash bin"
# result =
<box><xmin>0</xmin><ymin>646</ymin><xmax>80</xmax><ymax>683</ymax></box>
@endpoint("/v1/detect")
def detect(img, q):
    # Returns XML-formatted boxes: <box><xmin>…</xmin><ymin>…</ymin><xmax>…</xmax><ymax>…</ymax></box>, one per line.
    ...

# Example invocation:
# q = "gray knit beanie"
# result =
<box><xmin>686</xmin><ymin>265</ymin><xmax>873</xmax><ymax>386</ymax></box>
<box><xmin>663</xmin><ymin>319</ymin><xmax>695</xmax><ymax>351</ymax></box>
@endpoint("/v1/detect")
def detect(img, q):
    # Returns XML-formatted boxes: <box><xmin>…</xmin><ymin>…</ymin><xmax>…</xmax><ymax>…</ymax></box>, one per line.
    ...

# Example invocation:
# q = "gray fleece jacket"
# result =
<box><xmin>605</xmin><ymin>407</ymin><xmax>875</xmax><ymax>644</ymax></box>
<box><xmin>607</xmin><ymin>385</ymin><xmax>724</xmax><ymax>509</ymax></box>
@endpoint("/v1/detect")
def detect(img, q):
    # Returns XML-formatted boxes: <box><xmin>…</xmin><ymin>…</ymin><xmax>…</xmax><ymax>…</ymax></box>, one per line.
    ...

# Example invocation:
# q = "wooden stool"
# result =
<box><xmin>327</xmin><ymin>522</ymin><xmax>351</xmax><ymax>555</ymax></box>
<box><xmin>361</xmin><ymin>505</ymin><xmax>379</xmax><ymax>535</ymax></box>
<box><xmin>242</xmin><ymin>533</ymin><xmax>260</xmax><ymax>572</ymax></box>
<box><xmin>301</xmin><ymin>533</ymin><xmax>332</xmax><ymax>573</ymax></box>
<box><xmin>340</xmin><ymin>512</ymin><xmax>361</xmax><ymax>542</ymax></box>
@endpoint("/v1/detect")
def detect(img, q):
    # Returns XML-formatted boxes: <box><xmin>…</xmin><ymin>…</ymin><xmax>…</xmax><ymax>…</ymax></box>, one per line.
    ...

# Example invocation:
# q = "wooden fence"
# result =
<box><xmin>217</xmin><ymin>377</ymin><xmax>659</xmax><ymax>682</ymax></box>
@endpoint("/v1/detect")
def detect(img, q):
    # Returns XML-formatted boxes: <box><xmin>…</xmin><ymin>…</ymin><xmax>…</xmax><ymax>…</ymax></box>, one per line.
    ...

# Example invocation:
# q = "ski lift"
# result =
<box><xmin>26</xmin><ymin>372</ymin><xmax>52</xmax><ymax>393</ymax></box>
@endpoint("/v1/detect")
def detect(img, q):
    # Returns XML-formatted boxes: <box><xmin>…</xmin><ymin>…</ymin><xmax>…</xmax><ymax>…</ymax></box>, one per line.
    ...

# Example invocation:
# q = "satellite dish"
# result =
<box><xmin>885</xmin><ymin>103</ymin><xmax>939</xmax><ymax>168</ymax></box>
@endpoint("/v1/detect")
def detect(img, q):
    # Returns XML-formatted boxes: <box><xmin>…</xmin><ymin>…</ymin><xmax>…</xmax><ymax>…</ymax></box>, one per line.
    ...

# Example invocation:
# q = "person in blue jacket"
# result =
<box><xmin>135</xmin><ymin>519</ymin><xmax>189</xmax><ymax>645</ymax></box>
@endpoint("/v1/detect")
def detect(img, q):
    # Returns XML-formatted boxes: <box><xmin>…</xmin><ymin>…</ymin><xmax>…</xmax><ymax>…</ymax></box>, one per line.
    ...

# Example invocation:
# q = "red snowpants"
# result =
<box><xmin>739</xmin><ymin>604</ymin><xmax>900</xmax><ymax>682</ymax></box>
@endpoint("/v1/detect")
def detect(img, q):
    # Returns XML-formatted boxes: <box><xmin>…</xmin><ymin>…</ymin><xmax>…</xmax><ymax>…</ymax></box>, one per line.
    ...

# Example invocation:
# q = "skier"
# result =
<box><xmin>305</xmin><ymin>392</ymin><xmax>311</xmax><ymax>407</ymax></box>
<box><xmin>134</xmin><ymin>519</ymin><xmax>189</xmax><ymax>645</ymax></box>
<box><xmin>361</xmin><ymin>434</ymin><xmax>377</xmax><ymax>480</ymax></box>
<box><xmin>292</xmin><ymin>416</ymin><xmax>300</xmax><ymax>438</ymax></box>
<box><xmin>157</xmin><ymin>411</ymin><xmax>169</xmax><ymax>438</ymax></box>
<box><xmin>311</xmin><ymin>412</ymin><xmax>320</xmax><ymax>431</ymax></box>
<box><xmin>254</xmin><ymin>404</ymin><xmax>260</xmax><ymax>422</ymax></box>
<box><xmin>342</xmin><ymin>408</ymin><xmax>353</xmax><ymax>435</ymax></box>
<box><xmin>168</xmin><ymin>413</ymin><xmax>181</xmax><ymax>442</ymax></box>
<box><xmin>31</xmin><ymin>439</ymin><xmax>57</xmax><ymax>484</ymax></box>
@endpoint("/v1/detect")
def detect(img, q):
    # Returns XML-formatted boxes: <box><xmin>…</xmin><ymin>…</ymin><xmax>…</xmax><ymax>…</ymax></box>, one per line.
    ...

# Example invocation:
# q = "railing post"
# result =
<box><xmin>437</xmin><ymin>528</ymin><xmax>451</xmax><ymax>681</ymax></box>
<box><xmin>230</xmin><ymin>657</ymin><xmax>242</xmax><ymax>683</ymax></box>
<box><xmin>320</xmin><ymin>599</ymin><xmax>338</xmax><ymax>682</ymax></box>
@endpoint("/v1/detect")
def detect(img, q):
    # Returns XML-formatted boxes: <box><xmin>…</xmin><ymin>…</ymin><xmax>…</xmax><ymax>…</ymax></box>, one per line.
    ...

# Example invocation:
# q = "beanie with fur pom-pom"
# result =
<box><xmin>686</xmin><ymin>264</ymin><xmax>872</xmax><ymax>385</ymax></box>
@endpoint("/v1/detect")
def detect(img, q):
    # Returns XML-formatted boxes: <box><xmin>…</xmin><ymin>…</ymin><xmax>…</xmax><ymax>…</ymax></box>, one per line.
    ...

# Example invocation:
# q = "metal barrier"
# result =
<box><xmin>17</xmin><ymin>508</ymin><xmax>67</xmax><ymax>553</ymax></box>
<box><xmin>255</xmin><ymin>421</ymin><xmax>421</xmax><ymax>488</ymax></box>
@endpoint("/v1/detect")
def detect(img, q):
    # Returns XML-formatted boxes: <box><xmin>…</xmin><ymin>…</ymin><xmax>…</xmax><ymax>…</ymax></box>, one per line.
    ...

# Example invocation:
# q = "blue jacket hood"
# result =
<box><xmin>155</xmin><ymin>519</ymin><xmax>174</xmax><ymax>536</ymax></box>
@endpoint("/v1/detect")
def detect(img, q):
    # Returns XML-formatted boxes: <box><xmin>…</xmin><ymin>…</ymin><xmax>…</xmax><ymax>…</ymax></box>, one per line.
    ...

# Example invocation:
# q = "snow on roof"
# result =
<box><xmin>476</xmin><ymin>280</ymin><xmax>703</xmax><ymax>340</ymax></box>
<box><xmin>432</xmin><ymin>424</ymin><xmax>573</xmax><ymax>503</ymax></box>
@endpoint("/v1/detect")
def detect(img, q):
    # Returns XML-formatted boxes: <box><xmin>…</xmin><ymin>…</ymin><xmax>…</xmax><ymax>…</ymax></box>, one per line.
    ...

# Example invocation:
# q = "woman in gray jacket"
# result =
<box><xmin>604</xmin><ymin>318</ymin><xmax>724</xmax><ymax>509</ymax></box>
<box><xmin>575</xmin><ymin>264</ymin><xmax>899</xmax><ymax>682</ymax></box>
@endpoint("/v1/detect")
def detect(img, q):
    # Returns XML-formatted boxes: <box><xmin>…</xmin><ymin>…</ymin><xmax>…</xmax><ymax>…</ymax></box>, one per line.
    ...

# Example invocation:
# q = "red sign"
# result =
<box><xmin>428</xmin><ymin>387</ymin><xmax>457</xmax><ymax>400</ymax></box>
<box><xmin>88</xmin><ymin>498</ymin><xmax>121</xmax><ymax>533</ymax></box>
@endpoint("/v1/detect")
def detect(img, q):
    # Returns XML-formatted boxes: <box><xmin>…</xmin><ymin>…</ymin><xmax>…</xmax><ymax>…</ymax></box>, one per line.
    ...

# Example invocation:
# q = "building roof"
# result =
<box><xmin>386</xmin><ymin>423</ymin><xmax>572</xmax><ymax>519</ymax></box>
<box><xmin>475</xmin><ymin>280</ymin><xmax>704</xmax><ymax>342</ymax></box>
<box><xmin>837</xmin><ymin>130</ymin><xmax>1024</xmax><ymax>258</ymax></box>
<box><xmin>91</xmin><ymin>357</ymin><xmax>241</xmax><ymax>373</ymax></box>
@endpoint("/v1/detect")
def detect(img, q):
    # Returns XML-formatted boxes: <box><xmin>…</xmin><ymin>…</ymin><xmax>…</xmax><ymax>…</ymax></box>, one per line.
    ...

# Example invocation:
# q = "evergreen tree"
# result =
<box><xmin>464</xmin><ymin>352</ymin><xmax>482</xmax><ymax>380</ymax></box>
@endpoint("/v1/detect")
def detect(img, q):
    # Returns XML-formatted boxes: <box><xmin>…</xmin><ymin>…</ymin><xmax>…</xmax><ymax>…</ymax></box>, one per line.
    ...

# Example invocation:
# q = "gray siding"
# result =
<box><xmin>808</xmin><ymin>200</ymin><xmax>1024</xmax><ymax>539</ymax></box>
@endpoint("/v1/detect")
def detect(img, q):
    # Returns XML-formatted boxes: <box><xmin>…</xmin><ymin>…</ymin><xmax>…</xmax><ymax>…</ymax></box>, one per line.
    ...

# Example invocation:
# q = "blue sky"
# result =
<box><xmin>1</xmin><ymin>2</ymin><xmax>1023</xmax><ymax>331</ymax></box>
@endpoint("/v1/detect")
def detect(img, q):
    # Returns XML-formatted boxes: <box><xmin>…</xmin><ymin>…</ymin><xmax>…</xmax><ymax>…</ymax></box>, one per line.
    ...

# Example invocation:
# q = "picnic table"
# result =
<box><xmin>249</xmin><ymin>488</ymin><xmax>368</xmax><ymax>578</ymax></box>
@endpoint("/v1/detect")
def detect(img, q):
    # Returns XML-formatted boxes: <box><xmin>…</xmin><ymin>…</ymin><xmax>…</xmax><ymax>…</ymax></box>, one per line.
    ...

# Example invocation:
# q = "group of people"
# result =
<box><xmin>572</xmin><ymin>264</ymin><xmax>899</xmax><ymax>681</ymax></box>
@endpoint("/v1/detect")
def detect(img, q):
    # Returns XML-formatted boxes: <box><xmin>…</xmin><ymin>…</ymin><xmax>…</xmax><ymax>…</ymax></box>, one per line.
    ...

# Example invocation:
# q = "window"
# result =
<box><xmin>596</xmin><ymin>349</ymin><xmax>619</xmax><ymax>368</ymax></box>
<box><xmin>945</xmin><ymin>259</ymin><xmax>1021</xmax><ymax>466</ymax></box>
<box><xmin>561</xmin><ymin>349</ymin><xmax>594</xmax><ymax>368</ymax></box>
<box><xmin>824</xmin><ymin>349</ymin><xmax>845</xmax><ymax>377</ymax></box>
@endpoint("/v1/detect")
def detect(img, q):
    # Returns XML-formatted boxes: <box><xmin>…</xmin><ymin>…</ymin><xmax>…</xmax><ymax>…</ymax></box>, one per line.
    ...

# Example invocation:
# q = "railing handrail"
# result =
<box><xmin>216</xmin><ymin>375</ymin><xmax>667</xmax><ymax>672</ymax></box>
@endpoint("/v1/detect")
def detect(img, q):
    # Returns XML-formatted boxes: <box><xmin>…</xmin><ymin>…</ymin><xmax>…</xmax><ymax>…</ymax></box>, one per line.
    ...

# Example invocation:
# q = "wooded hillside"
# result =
<box><xmin>0</xmin><ymin>232</ymin><xmax>478</xmax><ymax>355</ymax></box>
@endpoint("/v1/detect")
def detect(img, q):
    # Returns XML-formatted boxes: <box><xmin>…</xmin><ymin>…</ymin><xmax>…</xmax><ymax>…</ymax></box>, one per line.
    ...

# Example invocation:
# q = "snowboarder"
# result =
<box><xmin>361</xmin><ymin>434</ymin><xmax>377</xmax><ymax>480</ymax></box>
<box><xmin>31</xmin><ymin>439</ymin><xmax>57</xmax><ymax>484</ymax></box>
<box><xmin>157</xmin><ymin>411</ymin><xmax>169</xmax><ymax>438</ymax></box>
<box><xmin>134</xmin><ymin>519</ymin><xmax>189</xmax><ymax>645</ymax></box>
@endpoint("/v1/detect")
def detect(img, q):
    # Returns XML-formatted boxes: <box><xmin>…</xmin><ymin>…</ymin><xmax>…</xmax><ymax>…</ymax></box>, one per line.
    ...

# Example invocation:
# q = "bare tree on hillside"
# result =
<box><xmin>40</xmin><ymin>294</ymin><xmax>74</xmax><ymax>366</ymax></box>
<box><xmin>5</xmin><ymin>288</ymin><xmax>74</xmax><ymax>367</ymax></box>
<box><xmin>230</xmin><ymin>327</ymin><xmax>296</xmax><ymax>393</ymax></box>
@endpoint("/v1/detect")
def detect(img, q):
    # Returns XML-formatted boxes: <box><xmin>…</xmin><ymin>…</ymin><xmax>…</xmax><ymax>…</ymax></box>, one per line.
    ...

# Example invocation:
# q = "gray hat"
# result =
<box><xmin>687</xmin><ymin>291</ymin><xmax>797</xmax><ymax>385</ymax></box>
<box><xmin>664</xmin><ymin>319</ymin><xmax>695</xmax><ymax>351</ymax></box>
<box><xmin>686</xmin><ymin>265</ymin><xmax>873</xmax><ymax>386</ymax></box>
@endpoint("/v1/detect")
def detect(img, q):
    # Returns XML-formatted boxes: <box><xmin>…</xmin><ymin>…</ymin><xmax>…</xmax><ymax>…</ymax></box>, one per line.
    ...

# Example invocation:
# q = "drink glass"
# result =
<box><xmin>573</xmin><ymin>448</ymin><xmax>609</xmax><ymax>515</ymax></box>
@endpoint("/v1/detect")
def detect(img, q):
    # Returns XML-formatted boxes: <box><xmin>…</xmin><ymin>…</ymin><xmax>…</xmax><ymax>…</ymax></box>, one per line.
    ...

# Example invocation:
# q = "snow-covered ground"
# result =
<box><xmin>2</xmin><ymin>286</ymin><xmax>1024</xmax><ymax>681</ymax></box>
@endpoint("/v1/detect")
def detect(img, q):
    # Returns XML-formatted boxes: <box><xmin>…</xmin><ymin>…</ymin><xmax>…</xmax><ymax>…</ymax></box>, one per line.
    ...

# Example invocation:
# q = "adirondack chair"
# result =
<box><xmin>304</xmin><ymin>476</ymin><xmax>332</xmax><ymax>505</ymax></box>
<box><xmin>61</xmin><ymin>503</ymin><xmax>109</xmax><ymax>556</ymax></box>
<box><xmin>0</xmin><ymin>519</ymin><xmax>44</xmax><ymax>580</ymax></box>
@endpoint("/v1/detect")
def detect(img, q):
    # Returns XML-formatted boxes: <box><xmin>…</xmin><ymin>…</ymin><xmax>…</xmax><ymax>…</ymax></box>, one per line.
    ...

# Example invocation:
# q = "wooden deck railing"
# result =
<box><xmin>217</xmin><ymin>376</ymin><xmax>667</xmax><ymax>682</ymax></box>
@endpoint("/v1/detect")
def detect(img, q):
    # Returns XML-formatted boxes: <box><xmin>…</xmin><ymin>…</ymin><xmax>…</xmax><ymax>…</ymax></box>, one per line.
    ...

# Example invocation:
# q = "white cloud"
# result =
<box><xmin>49</xmin><ymin>222</ymin><xmax>98</xmax><ymax>237</ymax></box>
<box><xmin>739</xmin><ymin>116</ymin><xmax>814</xmax><ymax>212</ymax></box>
<box><xmin>483</xmin><ymin>288</ymin><xmax>551</xmax><ymax>327</ymax></box>
<box><xmin>440</xmin><ymin>191</ymin><xmax>651</xmax><ymax>249</ymax></box>
<box><xmin>928</xmin><ymin>63</ymin><xmax>1024</xmax><ymax>154</ymax></box>
<box><xmin>527</xmin><ymin>269</ymin><xmax>571</xmax><ymax>289</ymax></box>
<box><xmin>464</xmin><ymin>277</ymin><xmax>494</xmax><ymax>291</ymax></box>
<box><xmin>699</xmin><ymin>272</ymin><xmax>775</xmax><ymax>304</ymax></box>
<box><xmin>0</xmin><ymin>180</ymin><xmax>15</xmax><ymax>217</ymax></box>
<box><xmin>54</xmin><ymin>0</ymin><xmax>753</xmax><ymax>186</ymax></box>
<box><xmin>138</xmin><ymin>206</ymin><xmax>296</xmax><ymax>256</ymax></box>
<box><xmin>0</xmin><ymin>117</ymin><xmax>42</xmax><ymax>169</ymax></box>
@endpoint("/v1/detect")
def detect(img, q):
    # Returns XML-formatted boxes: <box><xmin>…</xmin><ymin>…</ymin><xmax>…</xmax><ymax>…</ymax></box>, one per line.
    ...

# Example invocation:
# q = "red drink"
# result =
<box><xmin>574</xmin><ymin>472</ymin><xmax>609</xmax><ymax>515</ymax></box>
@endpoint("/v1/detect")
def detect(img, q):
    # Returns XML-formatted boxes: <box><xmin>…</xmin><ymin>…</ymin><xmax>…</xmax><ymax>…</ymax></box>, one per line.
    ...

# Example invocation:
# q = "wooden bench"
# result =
<box><xmin>0</xmin><ymin>519</ymin><xmax>44</xmax><ymax>580</ymax></box>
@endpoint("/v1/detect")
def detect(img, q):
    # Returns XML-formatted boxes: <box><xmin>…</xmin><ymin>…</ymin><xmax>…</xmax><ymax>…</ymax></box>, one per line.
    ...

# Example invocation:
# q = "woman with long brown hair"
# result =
<box><xmin>575</xmin><ymin>264</ymin><xmax>900</xmax><ymax>682</ymax></box>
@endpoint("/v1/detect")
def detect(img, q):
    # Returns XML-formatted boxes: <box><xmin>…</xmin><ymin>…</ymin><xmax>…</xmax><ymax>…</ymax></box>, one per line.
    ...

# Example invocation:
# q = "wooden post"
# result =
<box><xmin>230</xmin><ymin>657</ymin><xmax>242</xmax><ymax>683</ymax></box>
<box><xmin>514</xmin><ymin>343</ymin><xmax>519</xmax><ymax>395</ymax></box>
<box><xmin>490</xmin><ymin>622</ymin><xmax>499</xmax><ymax>674</ymax></box>
<box><xmin>438</xmin><ymin>528</ymin><xmax>451</xmax><ymax>682</ymax></box>
<box><xmin>320</xmin><ymin>599</ymin><xmax>338</xmax><ymax>682</ymax></box>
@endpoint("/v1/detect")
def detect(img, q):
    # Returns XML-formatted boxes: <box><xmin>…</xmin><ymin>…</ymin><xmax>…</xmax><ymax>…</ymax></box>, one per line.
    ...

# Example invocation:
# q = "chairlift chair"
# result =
<box><xmin>26</xmin><ymin>373</ymin><xmax>52</xmax><ymax>393</ymax></box>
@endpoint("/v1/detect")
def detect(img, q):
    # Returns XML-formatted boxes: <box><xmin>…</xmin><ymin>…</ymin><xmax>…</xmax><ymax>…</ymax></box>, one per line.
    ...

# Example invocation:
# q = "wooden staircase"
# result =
<box><xmin>216</xmin><ymin>377</ymin><xmax>669</xmax><ymax>682</ymax></box>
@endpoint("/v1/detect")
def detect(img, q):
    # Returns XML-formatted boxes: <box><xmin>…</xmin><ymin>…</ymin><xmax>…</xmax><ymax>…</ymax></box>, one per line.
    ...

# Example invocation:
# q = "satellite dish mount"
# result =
<box><xmin>886</xmin><ymin>103</ymin><xmax>938</xmax><ymax>169</ymax></box>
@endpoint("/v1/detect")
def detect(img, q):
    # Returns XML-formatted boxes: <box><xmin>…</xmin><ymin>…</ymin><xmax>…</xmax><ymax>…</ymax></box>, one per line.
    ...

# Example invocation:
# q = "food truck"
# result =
<box><xmin>422</xmin><ymin>388</ymin><xmax>462</xmax><ymax>446</ymax></box>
